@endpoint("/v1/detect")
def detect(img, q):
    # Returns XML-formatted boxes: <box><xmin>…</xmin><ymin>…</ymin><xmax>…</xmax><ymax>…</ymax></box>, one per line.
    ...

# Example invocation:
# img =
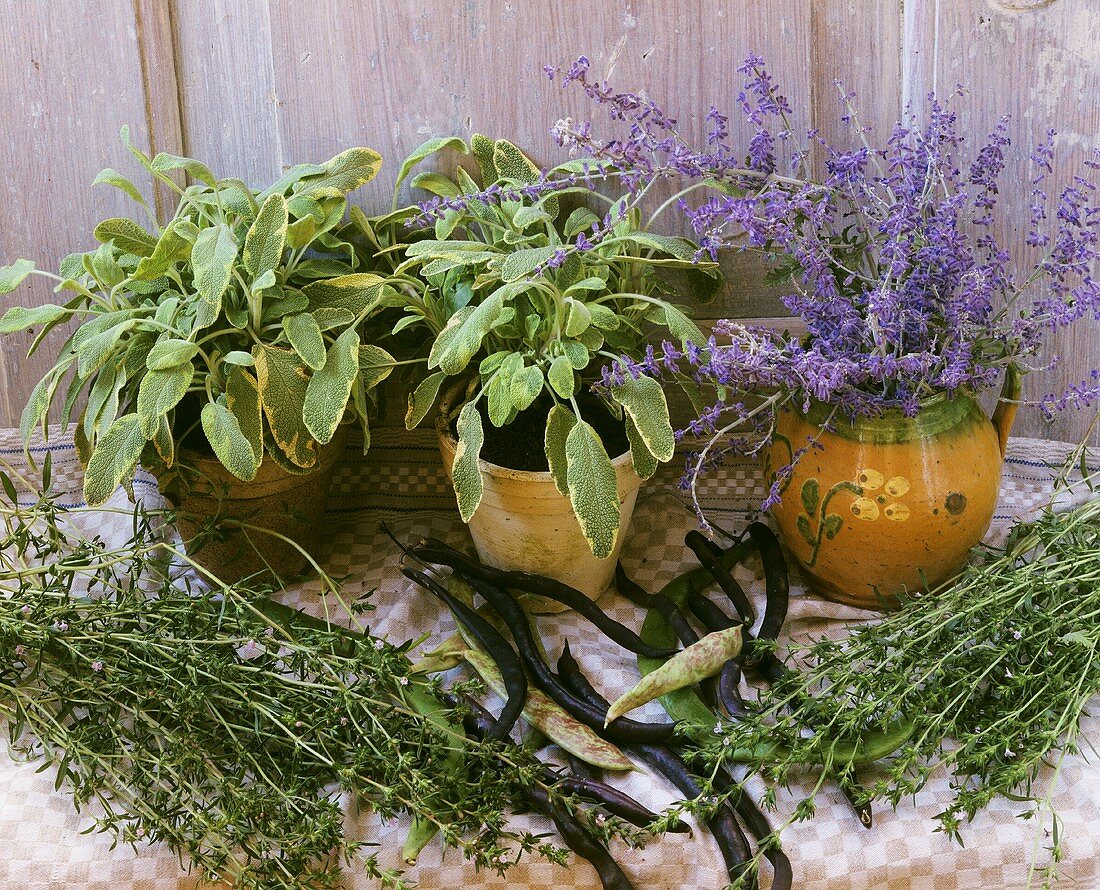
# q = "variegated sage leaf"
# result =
<box><xmin>565</xmin><ymin>420</ymin><xmax>619</xmax><ymax>559</ymax></box>
<box><xmin>510</xmin><ymin>363</ymin><xmax>543</xmax><ymax>412</ymax></box>
<box><xmin>358</xmin><ymin>344</ymin><xmax>395</xmax><ymax>390</ymax></box>
<box><xmin>254</xmin><ymin>345</ymin><xmax>317</xmax><ymax>469</ymax></box>
<box><xmin>294</xmin><ymin>147</ymin><xmax>382</xmax><ymax>198</ymax></box>
<box><xmin>451</xmin><ymin>402</ymin><xmax>484</xmax><ymax>522</ymax></box>
<box><xmin>303</xmin><ymin>329</ymin><xmax>360</xmax><ymax>444</ymax></box>
<box><xmin>428</xmin><ymin>292</ymin><xmax>504</xmax><ymax>375</ymax></box>
<box><xmin>564</xmin><ymin>299</ymin><xmax>592</xmax><ymax>337</ymax></box>
<box><xmin>625</xmin><ymin>415</ymin><xmax>658</xmax><ymax>480</ymax></box>
<box><xmin>405</xmin><ymin>370</ymin><xmax>446</xmax><ymax>430</ymax></box>
<box><xmin>302</xmin><ymin>272</ymin><xmax>385</xmax><ymax>316</ymax></box>
<box><xmin>547</xmin><ymin>354</ymin><xmax>576</xmax><ymax>400</ymax></box>
<box><xmin>609</xmin><ymin>369</ymin><xmax>674</xmax><ymax>461</ymax></box>
<box><xmin>225</xmin><ymin>365</ymin><xmax>263</xmax><ymax>465</ymax></box>
<box><xmin>544</xmin><ymin>403</ymin><xmax>576</xmax><ymax>497</ymax></box>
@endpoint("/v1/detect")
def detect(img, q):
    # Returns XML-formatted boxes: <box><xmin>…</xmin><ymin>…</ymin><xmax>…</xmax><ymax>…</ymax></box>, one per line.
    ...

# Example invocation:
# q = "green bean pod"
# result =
<box><xmin>605</xmin><ymin>626</ymin><xmax>743</xmax><ymax>725</ymax></box>
<box><xmin>462</xmin><ymin>648</ymin><xmax>637</xmax><ymax>772</ymax></box>
<box><xmin>401</xmin><ymin>685</ymin><xmax>465</xmax><ymax>865</ymax></box>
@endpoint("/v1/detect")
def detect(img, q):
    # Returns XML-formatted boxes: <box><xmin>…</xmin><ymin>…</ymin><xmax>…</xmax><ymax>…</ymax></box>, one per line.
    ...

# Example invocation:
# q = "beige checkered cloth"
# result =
<box><xmin>0</xmin><ymin>426</ymin><xmax>1098</xmax><ymax>890</ymax></box>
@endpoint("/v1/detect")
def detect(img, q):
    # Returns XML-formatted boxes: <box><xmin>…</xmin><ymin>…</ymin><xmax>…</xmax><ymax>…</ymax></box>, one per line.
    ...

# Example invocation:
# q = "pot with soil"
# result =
<box><xmin>153</xmin><ymin>395</ymin><xmax>350</xmax><ymax>586</ymax></box>
<box><xmin>436</xmin><ymin>387</ymin><xmax>644</xmax><ymax>607</ymax></box>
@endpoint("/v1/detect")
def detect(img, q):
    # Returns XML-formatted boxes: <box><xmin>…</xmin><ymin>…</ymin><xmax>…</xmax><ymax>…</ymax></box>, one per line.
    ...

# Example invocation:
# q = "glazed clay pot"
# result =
<box><xmin>769</xmin><ymin>371</ymin><xmax>1019</xmax><ymax>609</ymax></box>
<box><xmin>436</xmin><ymin>404</ymin><xmax>643</xmax><ymax>610</ymax></box>
<box><xmin>155</xmin><ymin>427</ymin><xmax>348</xmax><ymax>585</ymax></box>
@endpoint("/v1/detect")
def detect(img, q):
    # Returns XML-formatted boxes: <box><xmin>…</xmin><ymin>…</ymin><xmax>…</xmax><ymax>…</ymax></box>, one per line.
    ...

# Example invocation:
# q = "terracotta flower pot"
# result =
<box><xmin>153</xmin><ymin>427</ymin><xmax>348</xmax><ymax>585</ymax></box>
<box><xmin>436</xmin><ymin>406</ymin><xmax>643</xmax><ymax>610</ymax></box>
<box><xmin>768</xmin><ymin>370</ymin><xmax>1019</xmax><ymax>610</ymax></box>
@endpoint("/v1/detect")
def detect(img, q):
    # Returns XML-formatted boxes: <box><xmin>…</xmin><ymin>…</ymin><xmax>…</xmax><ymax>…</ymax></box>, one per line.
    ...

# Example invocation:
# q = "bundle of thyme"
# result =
<box><xmin>0</xmin><ymin>464</ymin><xmax>587</xmax><ymax>889</ymax></box>
<box><xmin>706</xmin><ymin>478</ymin><xmax>1100</xmax><ymax>884</ymax></box>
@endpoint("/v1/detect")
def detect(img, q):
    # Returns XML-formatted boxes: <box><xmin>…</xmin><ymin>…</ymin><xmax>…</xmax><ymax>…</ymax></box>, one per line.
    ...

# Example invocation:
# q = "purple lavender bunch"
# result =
<box><xmin>540</xmin><ymin>55</ymin><xmax>1100</xmax><ymax>516</ymax></box>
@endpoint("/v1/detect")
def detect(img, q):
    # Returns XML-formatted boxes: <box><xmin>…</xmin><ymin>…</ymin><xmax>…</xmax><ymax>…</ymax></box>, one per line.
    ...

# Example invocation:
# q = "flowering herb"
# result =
<box><xmin>387</xmin><ymin>135</ymin><xmax>719</xmax><ymax>556</ymax></box>
<box><xmin>442</xmin><ymin>56</ymin><xmax>1100</xmax><ymax>521</ymax></box>
<box><xmin>0</xmin><ymin>461</ymin><xmax>650</xmax><ymax>889</ymax></box>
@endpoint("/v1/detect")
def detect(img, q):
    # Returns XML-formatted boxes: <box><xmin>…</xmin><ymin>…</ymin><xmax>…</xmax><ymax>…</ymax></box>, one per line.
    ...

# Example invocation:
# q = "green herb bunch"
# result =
<box><xmin>385</xmin><ymin>135</ymin><xmax>720</xmax><ymax>557</ymax></box>
<box><xmin>0</xmin><ymin>463</ymin><xmax>612</xmax><ymax>889</ymax></box>
<box><xmin>707</xmin><ymin>485</ymin><xmax>1100</xmax><ymax>885</ymax></box>
<box><xmin>0</xmin><ymin>128</ymin><xmax>397</xmax><ymax>506</ymax></box>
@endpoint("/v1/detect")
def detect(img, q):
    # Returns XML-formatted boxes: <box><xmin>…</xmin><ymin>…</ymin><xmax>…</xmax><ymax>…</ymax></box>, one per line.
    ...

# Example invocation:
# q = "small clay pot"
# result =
<box><xmin>154</xmin><ymin>427</ymin><xmax>348</xmax><ymax>585</ymax></box>
<box><xmin>436</xmin><ymin>390</ymin><xmax>643</xmax><ymax>609</ymax></box>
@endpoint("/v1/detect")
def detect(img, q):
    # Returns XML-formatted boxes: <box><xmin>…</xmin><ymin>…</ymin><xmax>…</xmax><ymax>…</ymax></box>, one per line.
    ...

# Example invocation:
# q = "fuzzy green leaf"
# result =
<box><xmin>499</xmin><ymin>246</ymin><xmax>557</xmax><ymax>283</ymax></box>
<box><xmin>285</xmin><ymin>215</ymin><xmax>317</xmax><ymax>249</ymax></box>
<box><xmin>510</xmin><ymin>363</ymin><xmax>543</xmax><ymax>412</ymax></box>
<box><xmin>303</xmin><ymin>328</ymin><xmax>359</xmax><ymax>444</ymax></box>
<box><xmin>0</xmin><ymin>303</ymin><xmax>68</xmax><ymax>333</ymax></box>
<box><xmin>133</xmin><ymin>219</ymin><xmax>197</xmax><ymax>280</ymax></box>
<box><xmin>358</xmin><ymin>344</ymin><xmax>395</xmax><ymax>390</ymax></box>
<box><xmin>223</xmin><ymin>351</ymin><xmax>255</xmax><ymax>367</ymax></box>
<box><xmin>150</xmin><ymin>152</ymin><xmax>217</xmax><ymax>187</ymax></box>
<box><xmin>92</xmin><ymin>218</ymin><xmax>158</xmax><ymax>257</ymax></box>
<box><xmin>201</xmin><ymin>401</ymin><xmax>259</xmax><ymax>481</ymax></box>
<box><xmin>470</xmin><ymin>133</ymin><xmax>498</xmax><ymax>184</ymax></box>
<box><xmin>452</xmin><ymin>402</ymin><xmax>484</xmax><ymax>522</ymax></box>
<box><xmin>608</xmin><ymin>370</ymin><xmax>674</xmax><ymax>462</ymax></box>
<box><xmin>244</xmin><ymin>193</ymin><xmax>288</xmax><ymax>280</ymax></box>
<box><xmin>406</xmin><ymin>370</ymin><xmax>446</xmax><ymax>430</ymax></box>
<box><xmin>146</xmin><ymin>338</ymin><xmax>199</xmax><ymax>371</ymax></box>
<box><xmin>283</xmin><ymin>312</ymin><xmax>327</xmax><ymax>370</ymax></box>
<box><xmin>565</xmin><ymin>420</ymin><xmax>620</xmax><ymax>558</ymax></box>
<box><xmin>564</xmin><ymin>299</ymin><xmax>592</xmax><ymax>337</ymax></box>
<box><xmin>545</xmin><ymin>403</ymin><xmax>576</xmax><ymax>497</ymax></box>
<box><xmin>83</xmin><ymin>413</ymin><xmax>145</xmax><ymax>506</ymax></box>
<box><xmin>92</xmin><ymin>167</ymin><xmax>147</xmax><ymax>205</ymax></box>
<box><xmin>302</xmin><ymin>273</ymin><xmax>385</xmax><ymax>316</ymax></box>
<box><xmin>564</xmin><ymin>208</ymin><xmax>601</xmax><ymax>238</ymax></box>
<box><xmin>547</xmin><ymin>354</ymin><xmax>577</xmax><ymax>399</ymax></box>
<box><xmin>137</xmin><ymin>364</ymin><xmax>194</xmax><ymax>437</ymax></box>
<box><xmin>409</xmin><ymin>171</ymin><xmax>462</xmax><ymax>199</ymax></box>
<box><xmin>394</xmin><ymin>136</ymin><xmax>467</xmax><ymax>198</ymax></box>
<box><xmin>0</xmin><ymin>259</ymin><xmax>35</xmax><ymax>294</ymax></box>
<box><xmin>192</xmin><ymin>224</ymin><xmax>238</xmax><ymax>305</ymax></box>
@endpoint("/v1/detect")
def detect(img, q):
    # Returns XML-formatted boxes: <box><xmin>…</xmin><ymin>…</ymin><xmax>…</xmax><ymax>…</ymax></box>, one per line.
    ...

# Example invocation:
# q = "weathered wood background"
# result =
<box><xmin>1</xmin><ymin>0</ymin><xmax>1097</xmax><ymax>441</ymax></box>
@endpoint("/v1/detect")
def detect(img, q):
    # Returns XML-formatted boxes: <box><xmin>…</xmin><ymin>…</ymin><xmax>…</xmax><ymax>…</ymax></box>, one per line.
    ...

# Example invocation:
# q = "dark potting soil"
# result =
<box><xmin>475</xmin><ymin>391</ymin><xmax>631</xmax><ymax>472</ymax></box>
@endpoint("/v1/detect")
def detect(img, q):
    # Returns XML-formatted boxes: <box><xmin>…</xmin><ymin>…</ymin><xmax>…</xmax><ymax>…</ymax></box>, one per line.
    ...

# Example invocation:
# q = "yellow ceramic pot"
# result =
<box><xmin>769</xmin><ymin>370</ymin><xmax>1019</xmax><ymax>610</ymax></box>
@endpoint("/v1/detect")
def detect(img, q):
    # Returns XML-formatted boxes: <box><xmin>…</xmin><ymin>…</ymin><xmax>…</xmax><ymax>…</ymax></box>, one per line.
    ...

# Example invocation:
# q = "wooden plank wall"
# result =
<box><xmin>0</xmin><ymin>0</ymin><xmax>1097</xmax><ymax>442</ymax></box>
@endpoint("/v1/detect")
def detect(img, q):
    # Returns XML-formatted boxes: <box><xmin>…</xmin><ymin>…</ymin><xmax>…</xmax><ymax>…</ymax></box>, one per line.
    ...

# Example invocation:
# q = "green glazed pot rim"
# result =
<box><xmin>793</xmin><ymin>390</ymin><xmax>983</xmax><ymax>444</ymax></box>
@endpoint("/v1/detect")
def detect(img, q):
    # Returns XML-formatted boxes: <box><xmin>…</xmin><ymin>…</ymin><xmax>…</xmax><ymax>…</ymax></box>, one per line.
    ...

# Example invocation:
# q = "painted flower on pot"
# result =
<box><xmin>0</xmin><ymin>129</ymin><xmax>396</xmax><ymax>506</ymax></box>
<box><xmin>385</xmin><ymin>135</ymin><xmax>720</xmax><ymax>557</ymax></box>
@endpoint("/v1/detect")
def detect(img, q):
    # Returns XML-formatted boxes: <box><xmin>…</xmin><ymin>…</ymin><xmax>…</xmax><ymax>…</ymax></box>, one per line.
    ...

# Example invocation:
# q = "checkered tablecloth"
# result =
<box><xmin>1</xmin><ymin>425</ymin><xmax>1098</xmax><ymax>890</ymax></box>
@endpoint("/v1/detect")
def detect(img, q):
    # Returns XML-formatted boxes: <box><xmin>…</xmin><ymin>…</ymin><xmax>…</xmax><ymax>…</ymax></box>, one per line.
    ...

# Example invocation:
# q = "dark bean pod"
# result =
<box><xmin>549</xmin><ymin>771</ymin><xmax>689</xmax><ymax>834</ymax></box>
<box><xmin>615</xmin><ymin>562</ymin><xmax>700</xmax><ymax>647</ymax></box>
<box><xmin>566</xmin><ymin>751</ymin><xmax>598</xmax><ymax>780</ymax></box>
<box><xmin>402</xmin><ymin>566</ymin><xmax>527</xmax><ymax>741</ymax></box>
<box><xmin>713</xmin><ymin>766</ymin><xmax>793</xmax><ymax>890</ymax></box>
<box><xmin>557</xmin><ymin>645</ymin><xmax>755</xmax><ymax>889</ymax></box>
<box><xmin>839</xmin><ymin>776</ymin><xmax>873</xmax><ymax>829</ymax></box>
<box><xmin>459</xmin><ymin>576</ymin><xmax>676</xmax><ymax>744</ymax></box>
<box><xmin>685</xmin><ymin>530</ymin><xmax>756</xmax><ymax>625</ymax></box>
<box><xmin>744</xmin><ymin>523</ymin><xmax>790</xmax><ymax>654</ymax></box>
<box><xmin>413</xmin><ymin>538</ymin><xmax>677</xmax><ymax>659</ymax></box>
<box><xmin>534</xmin><ymin>785</ymin><xmax>638</xmax><ymax>890</ymax></box>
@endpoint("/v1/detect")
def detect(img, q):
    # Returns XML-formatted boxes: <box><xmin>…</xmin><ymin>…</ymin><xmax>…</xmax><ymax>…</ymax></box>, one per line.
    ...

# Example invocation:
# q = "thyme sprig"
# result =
<box><xmin>705</xmin><ymin>476</ymin><xmax>1100</xmax><ymax>887</ymax></box>
<box><xmin>0</xmin><ymin>465</ymin><xmax>618</xmax><ymax>889</ymax></box>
